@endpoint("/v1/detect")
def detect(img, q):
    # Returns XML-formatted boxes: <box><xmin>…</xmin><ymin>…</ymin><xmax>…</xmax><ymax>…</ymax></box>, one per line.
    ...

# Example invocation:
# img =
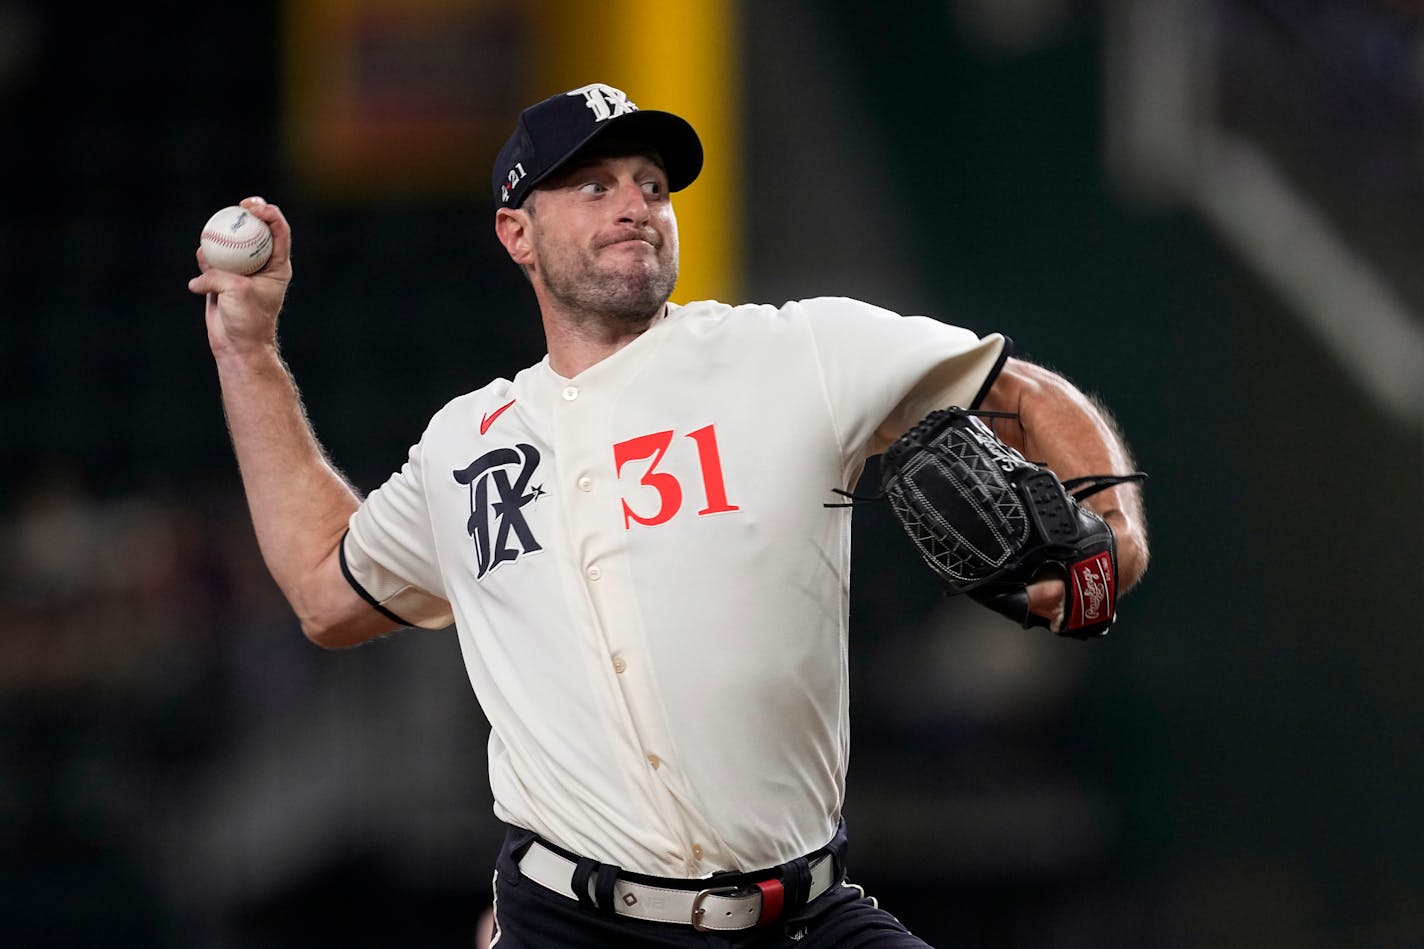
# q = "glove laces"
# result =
<box><xmin>824</xmin><ymin>409</ymin><xmax>1146</xmax><ymax>508</ymax></box>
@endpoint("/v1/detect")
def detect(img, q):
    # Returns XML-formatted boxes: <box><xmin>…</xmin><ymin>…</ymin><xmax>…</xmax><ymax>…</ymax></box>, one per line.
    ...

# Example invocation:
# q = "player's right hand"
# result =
<box><xmin>188</xmin><ymin>196</ymin><xmax>293</xmax><ymax>358</ymax></box>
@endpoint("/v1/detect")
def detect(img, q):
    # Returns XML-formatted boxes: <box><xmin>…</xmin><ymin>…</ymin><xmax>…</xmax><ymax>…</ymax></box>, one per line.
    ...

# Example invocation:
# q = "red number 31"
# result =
<box><xmin>613</xmin><ymin>424</ymin><xmax>740</xmax><ymax>530</ymax></box>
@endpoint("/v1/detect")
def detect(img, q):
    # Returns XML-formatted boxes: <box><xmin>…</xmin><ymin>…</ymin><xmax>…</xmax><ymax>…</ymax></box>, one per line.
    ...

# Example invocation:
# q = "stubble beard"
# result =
<box><xmin>538</xmin><ymin>240</ymin><xmax>679</xmax><ymax>328</ymax></box>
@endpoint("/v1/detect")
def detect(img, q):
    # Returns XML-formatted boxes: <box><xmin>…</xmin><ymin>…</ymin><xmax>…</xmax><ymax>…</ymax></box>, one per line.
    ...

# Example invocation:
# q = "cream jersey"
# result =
<box><xmin>341</xmin><ymin>297</ymin><xmax>1007</xmax><ymax>878</ymax></box>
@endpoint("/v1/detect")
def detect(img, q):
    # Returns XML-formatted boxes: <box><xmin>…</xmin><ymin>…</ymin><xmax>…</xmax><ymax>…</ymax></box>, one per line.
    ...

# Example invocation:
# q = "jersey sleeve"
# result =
<box><xmin>801</xmin><ymin>296</ymin><xmax>1009</xmax><ymax>457</ymax></box>
<box><xmin>341</xmin><ymin>436</ymin><xmax>455</xmax><ymax>630</ymax></box>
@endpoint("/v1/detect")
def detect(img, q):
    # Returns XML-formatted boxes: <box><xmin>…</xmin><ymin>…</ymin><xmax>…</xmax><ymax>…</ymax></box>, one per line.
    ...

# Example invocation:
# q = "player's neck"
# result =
<box><xmin>541</xmin><ymin>302</ymin><xmax>666</xmax><ymax>378</ymax></box>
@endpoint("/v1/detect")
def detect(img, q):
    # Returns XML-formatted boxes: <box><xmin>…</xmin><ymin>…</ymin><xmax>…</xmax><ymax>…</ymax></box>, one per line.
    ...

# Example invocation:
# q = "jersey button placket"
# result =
<box><xmin>554</xmin><ymin>374</ymin><xmax>678</xmax><ymax>828</ymax></box>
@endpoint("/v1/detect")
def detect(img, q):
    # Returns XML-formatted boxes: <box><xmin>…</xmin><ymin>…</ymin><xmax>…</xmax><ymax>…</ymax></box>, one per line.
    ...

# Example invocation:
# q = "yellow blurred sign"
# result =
<box><xmin>284</xmin><ymin>0</ymin><xmax>741</xmax><ymax>300</ymax></box>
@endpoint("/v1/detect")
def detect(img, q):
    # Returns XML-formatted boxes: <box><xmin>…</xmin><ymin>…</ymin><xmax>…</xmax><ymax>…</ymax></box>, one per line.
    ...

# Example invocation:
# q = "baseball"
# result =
<box><xmin>200</xmin><ymin>205</ymin><xmax>273</xmax><ymax>275</ymax></box>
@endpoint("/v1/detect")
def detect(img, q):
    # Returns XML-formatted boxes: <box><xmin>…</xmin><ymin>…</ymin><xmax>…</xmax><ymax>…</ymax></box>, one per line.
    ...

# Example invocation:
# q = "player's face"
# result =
<box><xmin>524</xmin><ymin>152</ymin><xmax>679</xmax><ymax>324</ymax></box>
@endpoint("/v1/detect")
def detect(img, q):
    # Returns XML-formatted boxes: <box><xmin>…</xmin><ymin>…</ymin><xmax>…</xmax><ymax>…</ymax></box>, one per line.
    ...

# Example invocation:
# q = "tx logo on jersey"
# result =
<box><xmin>454</xmin><ymin>444</ymin><xmax>545</xmax><ymax>580</ymax></box>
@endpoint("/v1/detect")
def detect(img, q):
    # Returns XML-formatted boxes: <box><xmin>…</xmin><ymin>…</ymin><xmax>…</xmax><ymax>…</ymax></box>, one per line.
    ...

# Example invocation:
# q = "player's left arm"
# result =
<box><xmin>976</xmin><ymin>356</ymin><xmax>1150</xmax><ymax>596</ymax></box>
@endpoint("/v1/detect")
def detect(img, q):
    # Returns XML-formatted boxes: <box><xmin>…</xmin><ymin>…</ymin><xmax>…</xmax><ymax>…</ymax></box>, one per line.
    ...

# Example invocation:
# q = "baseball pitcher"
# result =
<box><xmin>188</xmin><ymin>82</ymin><xmax>1149</xmax><ymax>948</ymax></box>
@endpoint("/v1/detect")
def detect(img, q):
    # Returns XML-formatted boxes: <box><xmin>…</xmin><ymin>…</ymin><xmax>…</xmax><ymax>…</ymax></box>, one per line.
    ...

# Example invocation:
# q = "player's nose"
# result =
<box><xmin>612</xmin><ymin>179</ymin><xmax>652</xmax><ymax>223</ymax></box>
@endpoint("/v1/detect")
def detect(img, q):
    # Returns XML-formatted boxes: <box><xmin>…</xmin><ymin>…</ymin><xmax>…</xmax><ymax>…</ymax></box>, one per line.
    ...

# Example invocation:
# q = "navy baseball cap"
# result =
<box><xmin>492</xmin><ymin>82</ymin><xmax>704</xmax><ymax>210</ymax></box>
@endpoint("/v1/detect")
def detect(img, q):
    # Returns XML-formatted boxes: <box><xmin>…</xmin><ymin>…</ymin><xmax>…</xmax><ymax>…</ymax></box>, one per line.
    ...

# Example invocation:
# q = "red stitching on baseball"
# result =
<box><xmin>202</xmin><ymin>230</ymin><xmax>266</xmax><ymax>249</ymax></box>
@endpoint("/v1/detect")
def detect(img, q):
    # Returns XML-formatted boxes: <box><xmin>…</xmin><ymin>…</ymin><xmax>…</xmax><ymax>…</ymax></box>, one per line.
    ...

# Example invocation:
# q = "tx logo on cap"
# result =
<box><xmin>567</xmin><ymin>83</ymin><xmax>638</xmax><ymax>122</ymax></box>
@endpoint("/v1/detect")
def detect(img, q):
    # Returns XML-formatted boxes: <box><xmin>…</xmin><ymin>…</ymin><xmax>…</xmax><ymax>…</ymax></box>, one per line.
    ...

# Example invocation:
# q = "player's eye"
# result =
<box><xmin>640</xmin><ymin>180</ymin><xmax>663</xmax><ymax>197</ymax></box>
<box><xmin>578</xmin><ymin>181</ymin><xmax>607</xmax><ymax>195</ymax></box>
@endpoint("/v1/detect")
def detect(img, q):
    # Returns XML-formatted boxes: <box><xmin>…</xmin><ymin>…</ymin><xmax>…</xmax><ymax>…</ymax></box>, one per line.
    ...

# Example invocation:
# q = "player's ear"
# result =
<box><xmin>495</xmin><ymin>207</ymin><xmax>535</xmax><ymax>268</ymax></box>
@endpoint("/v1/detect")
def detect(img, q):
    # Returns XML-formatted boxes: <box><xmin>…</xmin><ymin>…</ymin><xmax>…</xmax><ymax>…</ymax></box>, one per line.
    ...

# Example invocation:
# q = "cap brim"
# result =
<box><xmin>527</xmin><ymin>109</ymin><xmax>704</xmax><ymax>198</ymax></box>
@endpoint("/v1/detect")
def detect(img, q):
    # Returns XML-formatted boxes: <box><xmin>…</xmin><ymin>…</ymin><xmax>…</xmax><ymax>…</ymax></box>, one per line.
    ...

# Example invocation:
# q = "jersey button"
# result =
<box><xmin>647</xmin><ymin>754</ymin><xmax>661</xmax><ymax>770</ymax></box>
<box><xmin>577</xmin><ymin>476</ymin><xmax>594</xmax><ymax>492</ymax></box>
<box><xmin>612</xmin><ymin>657</ymin><xmax>627</xmax><ymax>674</ymax></box>
<box><xmin>586</xmin><ymin>565</ymin><xmax>602</xmax><ymax>581</ymax></box>
<box><xmin>692</xmin><ymin>844</ymin><xmax>703</xmax><ymax>861</ymax></box>
<box><xmin>562</xmin><ymin>385</ymin><xmax>579</xmax><ymax>401</ymax></box>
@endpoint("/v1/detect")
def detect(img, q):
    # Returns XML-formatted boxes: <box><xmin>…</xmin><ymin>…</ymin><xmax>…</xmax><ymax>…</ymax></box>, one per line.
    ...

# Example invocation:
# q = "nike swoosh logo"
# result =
<box><xmin>480</xmin><ymin>399</ymin><xmax>516</xmax><ymax>435</ymax></box>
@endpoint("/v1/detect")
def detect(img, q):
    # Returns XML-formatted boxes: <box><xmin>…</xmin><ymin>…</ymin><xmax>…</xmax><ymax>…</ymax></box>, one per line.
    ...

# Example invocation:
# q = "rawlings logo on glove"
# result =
<box><xmin>858</xmin><ymin>406</ymin><xmax>1145</xmax><ymax>639</ymax></box>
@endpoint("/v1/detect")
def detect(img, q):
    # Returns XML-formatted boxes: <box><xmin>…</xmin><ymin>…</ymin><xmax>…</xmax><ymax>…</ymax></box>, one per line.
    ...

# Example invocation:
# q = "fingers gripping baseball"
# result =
<box><xmin>188</xmin><ymin>196</ymin><xmax>293</xmax><ymax>356</ymax></box>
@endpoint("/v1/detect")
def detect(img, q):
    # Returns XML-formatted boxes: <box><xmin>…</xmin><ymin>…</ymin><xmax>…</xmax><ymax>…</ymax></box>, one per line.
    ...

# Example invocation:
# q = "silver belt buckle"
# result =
<box><xmin>690</xmin><ymin>884</ymin><xmax>743</xmax><ymax>931</ymax></box>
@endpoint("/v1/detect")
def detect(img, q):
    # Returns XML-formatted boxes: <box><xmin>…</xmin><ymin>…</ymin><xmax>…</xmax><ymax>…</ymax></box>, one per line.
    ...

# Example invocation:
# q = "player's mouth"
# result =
<box><xmin>599</xmin><ymin>230</ymin><xmax>660</xmax><ymax>251</ymax></box>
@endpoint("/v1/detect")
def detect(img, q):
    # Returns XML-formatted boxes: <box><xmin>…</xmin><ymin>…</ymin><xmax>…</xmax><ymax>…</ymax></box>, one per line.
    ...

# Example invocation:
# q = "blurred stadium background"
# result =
<box><xmin>4</xmin><ymin>0</ymin><xmax>1424</xmax><ymax>946</ymax></box>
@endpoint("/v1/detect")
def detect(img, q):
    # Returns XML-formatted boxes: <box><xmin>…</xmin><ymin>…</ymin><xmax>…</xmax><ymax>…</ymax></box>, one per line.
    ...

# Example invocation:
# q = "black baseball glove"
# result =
<box><xmin>869</xmin><ymin>406</ymin><xmax>1145</xmax><ymax>639</ymax></box>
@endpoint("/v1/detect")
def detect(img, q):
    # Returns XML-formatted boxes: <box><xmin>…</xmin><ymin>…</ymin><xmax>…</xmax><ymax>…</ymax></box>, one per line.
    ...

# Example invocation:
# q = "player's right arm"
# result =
<box><xmin>188</xmin><ymin>196</ymin><xmax>398</xmax><ymax>648</ymax></box>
